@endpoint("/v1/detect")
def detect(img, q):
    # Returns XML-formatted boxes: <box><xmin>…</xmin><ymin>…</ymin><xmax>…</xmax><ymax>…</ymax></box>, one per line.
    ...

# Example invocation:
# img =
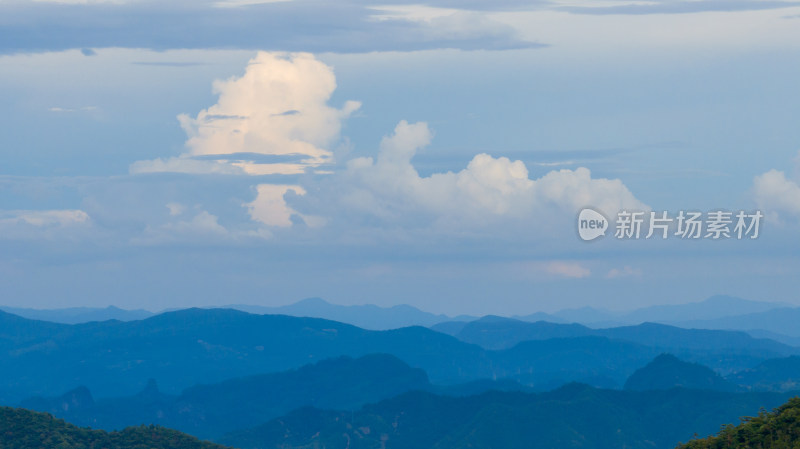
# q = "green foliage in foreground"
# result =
<box><xmin>0</xmin><ymin>406</ymin><xmax>230</xmax><ymax>449</ymax></box>
<box><xmin>679</xmin><ymin>397</ymin><xmax>800</xmax><ymax>449</ymax></box>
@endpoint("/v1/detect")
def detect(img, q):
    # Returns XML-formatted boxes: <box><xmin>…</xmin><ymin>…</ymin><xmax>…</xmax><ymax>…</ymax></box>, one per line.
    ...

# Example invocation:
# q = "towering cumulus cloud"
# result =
<box><xmin>131</xmin><ymin>51</ymin><xmax>360</xmax><ymax>176</ymax></box>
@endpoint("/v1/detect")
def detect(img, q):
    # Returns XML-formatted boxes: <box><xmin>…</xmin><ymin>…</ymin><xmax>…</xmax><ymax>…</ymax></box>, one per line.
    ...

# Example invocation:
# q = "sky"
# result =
<box><xmin>1</xmin><ymin>0</ymin><xmax>800</xmax><ymax>315</ymax></box>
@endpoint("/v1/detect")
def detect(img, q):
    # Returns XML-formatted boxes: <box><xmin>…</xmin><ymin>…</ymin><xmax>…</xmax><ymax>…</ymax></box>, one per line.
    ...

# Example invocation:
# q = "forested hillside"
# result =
<box><xmin>0</xmin><ymin>406</ymin><xmax>229</xmax><ymax>449</ymax></box>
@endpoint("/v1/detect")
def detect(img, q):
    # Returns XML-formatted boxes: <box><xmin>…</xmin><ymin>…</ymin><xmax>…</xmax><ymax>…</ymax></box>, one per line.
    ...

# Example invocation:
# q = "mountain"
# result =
<box><xmin>624</xmin><ymin>354</ymin><xmax>738</xmax><ymax>391</ymax></box>
<box><xmin>2</xmin><ymin>307</ymin><xmax>794</xmax><ymax>403</ymax></box>
<box><xmin>429</xmin><ymin>320</ymin><xmax>470</xmax><ymax>335</ymax></box>
<box><xmin>728</xmin><ymin>356</ymin><xmax>800</xmax><ymax>392</ymax></box>
<box><xmin>440</xmin><ymin>317</ymin><xmax>797</xmax><ymax>373</ymax></box>
<box><xmin>512</xmin><ymin>311</ymin><xmax>567</xmax><ymax>323</ymax></box>
<box><xmin>0</xmin><ymin>406</ymin><xmax>228</xmax><ymax>449</ymax></box>
<box><xmin>551</xmin><ymin>306</ymin><xmax>620</xmax><ymax>325</ymax></box>
<box><xmin>220</xmin><ymin>384</ymin><xmax>797</xmax><ymax>449</ymax></box>
<box><xmin>442</xmin><ymin>316</ymin><xmax>594</xmax><ymax>350</ymax></box>
<box><xmin>745</xmin><ymin>329</ymin><xmax>800</xmax><ymax>347</ymax></box>
<box><xmin>20</xmin><ymin>354</ymin><xmax>535</xmax><ymax>440</ymax></box>
<box><xmin>19</xmin><ymin>354</ymin><xmax>431</xmax><ymax>439</ymax></box>
<box><xmin>492</xmin><ymin>336</ymin><xmax>658</xmax><ymax>389</ymax></box>
<box><xmin>541</xmin><ymin>296</ymin><xmax>789</xmax><ymax>327</ymax></box>
<box><xmin>0</xmin><ymin>308</ymin><xmax>491</xmax><ymax>401</ymax></box>
<box><xmin>227</xmin><ymin>297</ymin><xmax>475</xmax><ymax>330</ymax></box>
<box><xmin>621</xmin><ymin>295</ymin><xmax>787</xmax><ymax>324</ymax></box>
<box><xmin>0</xmin><ymin>305</ymin><xmax>154</xmax><ymax>324</ymax></box>
<box><xmin>673</xmin><ymin>307</ymin><xmax>800</xmax><ymax>338</ymax></box>
<box><xmin>678</xmin><ymin>396</ymin><xmax>800</xmax><ymax>448</ymax></box>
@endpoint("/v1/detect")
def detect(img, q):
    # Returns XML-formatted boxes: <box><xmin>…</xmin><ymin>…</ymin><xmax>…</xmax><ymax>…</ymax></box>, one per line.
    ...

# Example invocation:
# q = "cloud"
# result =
<box><xmin>166</xmin><ymin>202</ymin><xmax>185</xmax><ymax>216</ymax></box>
<box><xmin>48</xmin><ymin>106</ymin><xmax>98</xmax><ymax>113</ymax></box>
<box><xmin>127</xmin><ymin>51</ymin><xmax>645</xmax><ymax>245</ymax></box>
<box><xmin>295</xmin><ymin>120</ymin><xmax>647</xmax><ymax>233</ymax></box>
<box><xmin>561</xmin><ymin>0</ymin><xmax>800</xmax><ymax>15</ymax></box>
<box><xmin>132</xmin><ymin>51</ymin><xmax>360</xmax><ymax>176</ymax></box>
<box><xmin>129</xmin><ymin>157</ymin><xmax>246</xmax><ymax>175</ymax></box>
<box><xmin>178</xmin><ymin>51</ymin><xmax>359</xmax><ymax>173</ymax></box>
<box><xmin>0</xmin><ymin>209</ymin><xmax>92</xmax><ymax>240</ymax></box>
<box><xmin>606</xmin><ymin>265</ymin><xmax>642</xmax><ymax>279</ymax></box>
<box><xmin>245</xmin><ymin>184</ymin><xmax>324</xmax><ymax>228</ymax></box>
<box><xmin>0</xmin><ymin>1</ymin><xmax>540</xmax><ymax>55</ymax></box>
<box><xmin>0</xmin><ymin>209</ymin><xmax>90</xmax><ymax>227</ymax></box>
<box><xmin>753</xmin><ymin>168</ymin><xmax>800</xmax><ymax>221</ymax></box>
<box><xmin>545</xmin><ymin>261</ymin><xmax>591</xmax><ymax>278</ymax></box>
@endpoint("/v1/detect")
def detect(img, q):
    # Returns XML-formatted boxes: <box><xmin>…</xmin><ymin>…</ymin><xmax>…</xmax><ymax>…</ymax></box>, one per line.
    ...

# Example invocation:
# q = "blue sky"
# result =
<box><xmin>2</xmin><ymin>0</ymin><xmax>800</xmax><ymax>315</ymax></box>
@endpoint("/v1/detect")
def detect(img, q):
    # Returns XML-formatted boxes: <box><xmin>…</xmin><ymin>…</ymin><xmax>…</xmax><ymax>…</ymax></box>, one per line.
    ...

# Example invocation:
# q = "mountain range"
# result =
<box><xmin>3</xmin><ymin>295</ymin><xmax>797</xmax><ymax>336</ymax></box>
<box><xmin>2</xmin><ymin>305</ymin><xmax>799</xmax><ymax>405</ymax></box>
<box><xmin>19</xmin><ymin>354</ymin><xmax>533</xmax><ymax>440</ymax></box>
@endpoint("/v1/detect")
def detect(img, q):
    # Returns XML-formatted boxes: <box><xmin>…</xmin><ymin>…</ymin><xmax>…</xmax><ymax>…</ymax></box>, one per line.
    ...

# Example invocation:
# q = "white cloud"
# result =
<box><xmin>129</xmin><ymin>157</ymin><xmax>246</xmax><ymax>175</ymax></box>
<box><xmin>128</xmin><ymin>52</ymin><xmax>645</xmax><ymax>241</ymax></box>
<box><xmin>606</xmin><ymin>265</ymin><xmax>642</xmax><ymax>279</ymax></box>
<box><xmin>133</xmin><ymin>210</ymin><xmax>238</xmax><ymax>245</ymax></box>
<box><xmin>0</xmin><ymin>209</ymin><xmax>92</xmax><ymax>241</ymax></box>
<box><xmin>166</xmin><ymin>202</ymin><xmax>186</xmax><ymax>216</ymax></box>
<box><xmin>132</xmin><ymin>51</ymin><xmax>359</xmax><ymax>176</ymax></box>
<box><xmin>48</xmin><ymin>106</ymin><xmax>98</xmax><ymax>113</ymax></box>
<box><xmin>0</xmin><ymin>209</ymin><xmax>90</xmax><ymax>227</ymax></box>
<box><xmin>130</xmin><ymin>51</ymin><xmax>360</xmax><ymax>232</ymax></box>
<box><xmin>161</xmin><ymin>211</ymin><xmax>227</xmax><ymax>235</ymax></box>
<box><xmin>545</xmin><ymin>261</ymin><xmax>592</xmax><ymax>278</ymax></box>
<box><xmin>753</xmin><ymin>168</ymin><xmax>800</xmax><ymax>220</ymax></box>
<box><xmin>299</xmin><ymin>120</ymin><xmax>646</xmax><ymax>232</ymax></box>
<box><xmin>245</xmin><ymin>184</ymin><xmax>305</xmax><ymax>228</ymax></box>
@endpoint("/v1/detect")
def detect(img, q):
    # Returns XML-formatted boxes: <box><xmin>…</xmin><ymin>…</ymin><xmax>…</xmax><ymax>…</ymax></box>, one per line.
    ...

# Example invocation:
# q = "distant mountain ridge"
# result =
<box><xmin>1</xmin><ymin>306</ymin><xmax>797</xmax><ymax>404</ymax></box>
<box><xmin>227</xmin><ymin>297</ymin><xmax>476</xmax><ymax>330</ymax></box>
<box><xmin>2</xmin><ymin>295</ymin><xmax>795</xmax><ymax>337</ymax></box>
<box><xmin>435</xmin><ymin>316</ymin><xmax>798</xmax><ymax>366</ymax></box>
<box><xmin>0</xmin><ymin>305</ymin><xmax>154</xmax><ymax>324</ymax></box>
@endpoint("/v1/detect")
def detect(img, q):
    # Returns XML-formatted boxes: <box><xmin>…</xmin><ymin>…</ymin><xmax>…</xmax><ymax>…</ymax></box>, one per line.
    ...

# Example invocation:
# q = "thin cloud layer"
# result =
<box><xmin>0</xmin><ymin>0</ymin><xmax>540</xmax><ymax>55</ymax></box>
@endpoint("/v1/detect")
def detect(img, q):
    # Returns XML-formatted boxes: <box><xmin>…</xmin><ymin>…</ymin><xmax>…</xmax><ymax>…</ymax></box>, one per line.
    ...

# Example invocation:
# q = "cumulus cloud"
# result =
<box><xmin>606</xmin><ymin>265</ymin><xmax>642</xmax><ymax>279</ymax></box>
<box><xmin>545</xmin><ymin>261</ymin><xmax>592</xmax><ymax>279</ymax></box>
<box><xmin>0</xmin><ymin>209</ymin><xmax>92</xmax><ymax>240</ymax></box>
<box><xmin>296</xmin><ymin>120</ymin><xmax>646</xmax><ymax>233</ymax></box>
<box><xmin>753</xmin><ymin>167</ymin><xmax>800</xmax><ymax>221</ymax></box>
<box><xmin>245</xmin><ymin>184</ymin><xmax>324</xmax><ymax>228</ymax></box>
<box><xmin>133</xmin><ymin>51</ymin><xmax>360</xmax><ymax>177</ymax></box>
